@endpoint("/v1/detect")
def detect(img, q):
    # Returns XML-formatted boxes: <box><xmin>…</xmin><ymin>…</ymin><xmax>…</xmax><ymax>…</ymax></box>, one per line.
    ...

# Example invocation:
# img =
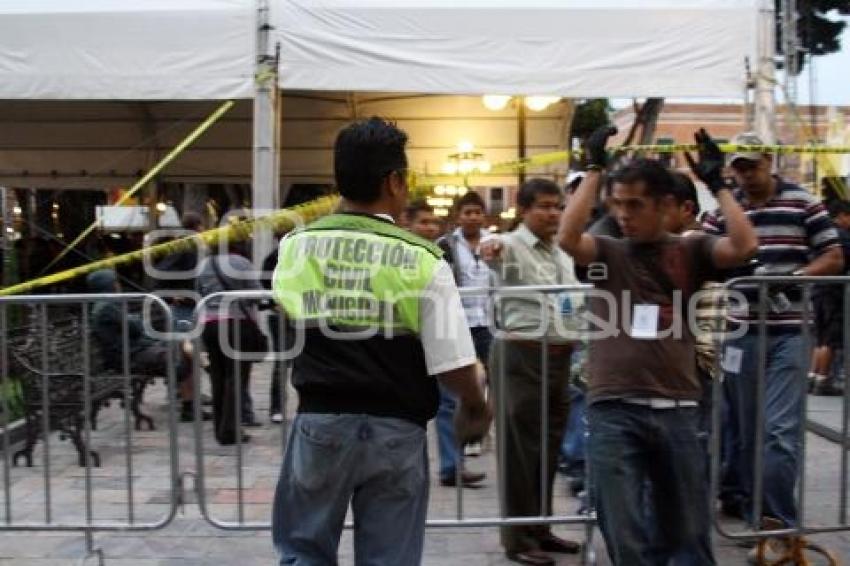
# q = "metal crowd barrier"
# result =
<box><xmin>189</xmin><ymin>290</ymin><xmax>291</xmax><ymax>530</ymax></box>
<box><xmin>23</xmin><ymin>282</ymin><xmax>843</xmax><ymax>563</ymax></box>
<box><xmin>711</xmin><ymin>275</ymin><xmax>850</xmax><ymax>565</ymax></box>
<box><xmin>189</xmin><ymin>286</ymin><xmax>599</xmax><ymax>563</ymax></box>
<box><xmin>0</xmin><ymin>293</ymin><xmax>181</xmax><ymax>563</ymax></box>
<box><xmin>454</xmin><ymin>284</ymin><xmax>597</xmax><ymax>566</ymax></box>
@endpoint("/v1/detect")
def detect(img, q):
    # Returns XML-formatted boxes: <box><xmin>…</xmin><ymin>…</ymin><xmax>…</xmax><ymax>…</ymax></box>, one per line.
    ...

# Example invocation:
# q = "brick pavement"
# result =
<box><xmin>1</xmin><ymin>363</ymin><xmax>848</xmax><ymax>565</ymax></box>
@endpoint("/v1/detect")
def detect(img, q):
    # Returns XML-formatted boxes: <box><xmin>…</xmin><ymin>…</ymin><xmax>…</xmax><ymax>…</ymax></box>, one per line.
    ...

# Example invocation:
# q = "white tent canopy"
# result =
<box><xmin>0</xmin><ymin>0</ymin><xmax>255</xmax><ymax>100</ymax></box>
<box><xmin>275</xmin><ymin>0</ymin><xmax>757</xmax><ymax>98</ymax></box>
<box><xmin>0</xmin><ymin>0</ymin><xmax>756</xmax><ymax>100</ymax></box>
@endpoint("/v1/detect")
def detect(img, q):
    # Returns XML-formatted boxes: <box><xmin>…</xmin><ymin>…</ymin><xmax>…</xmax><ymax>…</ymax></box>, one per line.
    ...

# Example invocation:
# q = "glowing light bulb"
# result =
<box><xmin>441</xmin><ymin>162</ymin><xmax>458</xmax><ymax>175</ymax></box>
<box><xmin>524</xmin><ymin>96</ymin><xmax>561</xmax><ymax>112</ymax></box>
<box><xmin>482</xmin><ymin>95</ymin><xmax>511</xmax><ymax>111</ymax></box>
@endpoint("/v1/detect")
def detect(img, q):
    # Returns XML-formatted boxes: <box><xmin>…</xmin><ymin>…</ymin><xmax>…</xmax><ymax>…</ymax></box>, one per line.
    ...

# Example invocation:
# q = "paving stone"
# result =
<box><xmin>1</xmin><ymin>363</ymin><xmax>848</xmax><ymax>564</ymax></box>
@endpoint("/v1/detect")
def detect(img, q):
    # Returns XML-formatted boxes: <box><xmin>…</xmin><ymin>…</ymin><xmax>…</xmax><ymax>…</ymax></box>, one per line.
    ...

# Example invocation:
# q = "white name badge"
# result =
<box><xmin>631</xmin><ymin>304</ymin><xmax>659</xmax><ymax>339</ymax></box>
<box><xmin>722</xmin><ymin>346</ymin><xmax>743</xmax><ymax>374</ymax></box>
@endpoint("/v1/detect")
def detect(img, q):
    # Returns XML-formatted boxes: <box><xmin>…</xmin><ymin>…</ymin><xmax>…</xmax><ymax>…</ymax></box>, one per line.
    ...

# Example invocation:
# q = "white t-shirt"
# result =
<box><xmin>419</xmin><ymin>259</ymin><xmax>478</xmax><ymax>375</ymax></box>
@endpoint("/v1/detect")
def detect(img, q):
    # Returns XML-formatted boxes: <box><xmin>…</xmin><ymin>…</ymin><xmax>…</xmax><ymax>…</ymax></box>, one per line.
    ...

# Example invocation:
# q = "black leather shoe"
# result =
<box><xmin>812</xmin><ymin>381</ymin><xmax>844</xmax><ymax>396</ymax></box>
<box><xmin>719</xmin><ymin>499</ymin><xmax>746</xmax><ymax>520</ymax></box>
<box><xmin>218</xmin><ymin>433</ymin><xmax>251</xmax><ymax>446</ymax></box>
<box><xmin>505</xmin><ymin>550</ymin><xmax>555</xmax><ymax>566</ymax></box>
<box><xmin>538</xmin><ymin>534</ymin><xmax>581</xmax><ymax>554</ymax></box>
<box><xmin>180</xmin><ymin>409</ymin><xmax>212</xmax><ymax>423</ymax></box>
<box><xmin>439</xmin><ymin>470</ymin><xmax>485</xmax><ymax>487</ymax></box>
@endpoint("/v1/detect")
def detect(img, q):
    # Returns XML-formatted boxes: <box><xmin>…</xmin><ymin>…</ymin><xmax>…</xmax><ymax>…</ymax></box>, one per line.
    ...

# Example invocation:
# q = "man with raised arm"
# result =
<box><xmin>557</xmin><ymin>126</ymin><xmax>757</xmax><ymax>565</ymax></box>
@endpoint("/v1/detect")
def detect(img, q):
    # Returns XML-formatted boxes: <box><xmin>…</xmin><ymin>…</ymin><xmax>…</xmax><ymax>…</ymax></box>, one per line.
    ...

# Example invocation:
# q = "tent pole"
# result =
<box><xmin>754</xmin><ymin>0</ymin><xmax>777</xmax><ymax>145</ymax></box>
<box><xmin>252</xmin><ymin>0</ymin><xmax>281</xmax><ymax>267</ymax></box>
<box><xmin>517</xmin><ymin>102</ymin><xmax>526</xmax><ymax>187</ymax></box>
<box><xmin>1</xmin><ymin>186</ymin><xmax>12</xmax><ymax>287</ymax></box>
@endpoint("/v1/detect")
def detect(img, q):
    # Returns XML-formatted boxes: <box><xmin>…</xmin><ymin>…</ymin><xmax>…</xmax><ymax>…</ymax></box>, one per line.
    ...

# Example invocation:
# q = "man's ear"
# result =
<box><xmin>386</xmin><ymin>170</ymin><xmax>406</xmax><ymax>199</ymax></box>
<box><xmin>660</xmin><ymin>194</ymin><xmax>677</xmax><ymax>211</ymax></box>
<box><xmin>378</xmin><ymin>171</ymin><xmax>396</xmax><ymax>199</ymax></box>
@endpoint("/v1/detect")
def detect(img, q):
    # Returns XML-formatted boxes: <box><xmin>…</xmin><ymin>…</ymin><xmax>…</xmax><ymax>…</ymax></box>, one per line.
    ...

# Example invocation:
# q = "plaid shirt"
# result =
<box><xmin>693</xmin><ymin>281</ymin><xmax>726</xmax><ymax>378</ymax></box>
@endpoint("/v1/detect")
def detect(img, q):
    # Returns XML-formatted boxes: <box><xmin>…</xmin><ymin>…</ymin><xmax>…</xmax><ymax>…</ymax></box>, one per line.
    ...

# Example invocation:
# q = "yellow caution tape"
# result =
<box><xmin>0</xmin><ymin>195</ymin><xmax>340</xmax><ymax>297</ymax></box>
<box><xmin>617</xmin><ymin>143</ymin><xmax>850</xmax><ymax>155</ymax></box>
<box><xmin>415</xmin><ymin>143</ymin><xmax>850</xmax><ymax>186</ymax></box>
<box><xmin>42</xmin><ymin>100</ymin><xmax>236</xmax><ymax>274</ymax></box>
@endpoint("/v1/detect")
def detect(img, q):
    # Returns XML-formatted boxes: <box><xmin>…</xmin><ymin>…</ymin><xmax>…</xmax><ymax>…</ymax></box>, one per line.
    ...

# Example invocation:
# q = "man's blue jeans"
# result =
<box><xmin>436</xmin><ymin>384</ymin><xmax>460</xmax><ymax>479</ymax></box>
<box><xmin>436</xmin><ymin>326</ymin><xmax>491</xmax><ymax>479</ymax></box>
<box><xmin>588</xmin><ymin>401</ymin><xmax>715</xmax><ymax>566</ymax></box>
<box><xmin>721</xmin><ymin>330</ymin><xmax>805</xmax><ymax>527</ymax></box>
<box><xmin>560</xmin><ymin>384</ymin><xmax>586</xmax><ymax>477</ymax></box>
<box><xmin>272</xmin><ymin>413</ymin><xmax>429</xmax><ymax>565</ymax></box>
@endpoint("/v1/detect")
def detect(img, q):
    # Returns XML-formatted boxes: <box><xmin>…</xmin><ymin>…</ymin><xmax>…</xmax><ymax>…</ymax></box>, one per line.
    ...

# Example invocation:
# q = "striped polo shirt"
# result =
<box><xmin>701</xmin><ymin>178</ymin><xmax>840</xmax><ymax>328</ymax></box>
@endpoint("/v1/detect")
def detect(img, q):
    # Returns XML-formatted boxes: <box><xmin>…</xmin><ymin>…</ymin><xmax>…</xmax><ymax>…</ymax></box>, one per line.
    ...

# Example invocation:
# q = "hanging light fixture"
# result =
<box><xmin>482</xmin><ymin>95</ymin><xmax>512</xmax><ymax>111</ymax></box>
<box><xmin>482</xmin><ymin>95</ymin><xmax>561</xmax><ymax>112</ymax></box>
<box><xmin>442</xmin><ymin>142</ymin><xmax>490</xmax><ymax>179</ymax></box>
<box><xmin>524</xmin><ymin>96</ymin><xmax>561</xmax><ymax>112</ymax></box>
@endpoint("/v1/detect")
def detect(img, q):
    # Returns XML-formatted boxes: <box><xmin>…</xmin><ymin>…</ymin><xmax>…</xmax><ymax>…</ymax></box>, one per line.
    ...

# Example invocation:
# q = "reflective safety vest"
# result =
<box><xmin>272</xmin><ymin>212</ymin><xmax>444</xmax><ymax>426</ymax></box>
<box><xmin>275</xmin><ymin>212</ymin><xmax>442</xmax><ymax>332</ymax></box>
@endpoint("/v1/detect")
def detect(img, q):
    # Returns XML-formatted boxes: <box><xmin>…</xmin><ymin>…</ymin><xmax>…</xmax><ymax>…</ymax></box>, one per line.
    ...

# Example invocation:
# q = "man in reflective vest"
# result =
<box><xmin>271</xmin><ymin>117</ymin><xmax>492</xmax><ymax>565</ymax></box>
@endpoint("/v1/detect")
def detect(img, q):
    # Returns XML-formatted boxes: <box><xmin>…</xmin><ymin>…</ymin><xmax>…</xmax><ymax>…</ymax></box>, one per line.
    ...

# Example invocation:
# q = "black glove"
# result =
<box><xmin>685</xmin><ymin>128</ymin><xmax>726</xmax><ymax>194</ymax></box>
<box><xmin>584</xmin><ymin>125</ymin><xmax>618</xmax><ymax>169</ymax></box>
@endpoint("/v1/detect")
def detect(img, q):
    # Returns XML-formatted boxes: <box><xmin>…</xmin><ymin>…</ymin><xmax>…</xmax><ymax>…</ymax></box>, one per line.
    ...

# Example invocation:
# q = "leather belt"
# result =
<box><xmin>621</xmin><ymin>397</ymin><xmax>699</xmax><ymax>409</ymax></box>
<box><xmin>510</xmin><ymin>339</ymin><xmax>573</xmax><ymax>355</ymax></box>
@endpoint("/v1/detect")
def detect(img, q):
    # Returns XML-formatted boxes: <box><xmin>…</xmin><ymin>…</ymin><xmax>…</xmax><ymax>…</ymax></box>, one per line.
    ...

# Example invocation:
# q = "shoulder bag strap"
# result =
<box><xmin>210</xmin><ymin>255</ymin><xmax>255</xmax><ymax>322</ymax></box>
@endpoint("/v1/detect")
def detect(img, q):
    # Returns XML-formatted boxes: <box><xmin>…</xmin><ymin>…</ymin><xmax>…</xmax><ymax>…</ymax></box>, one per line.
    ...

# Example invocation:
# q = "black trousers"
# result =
<box><xmin>201</xmin><ymin>319</ymin><xmax>254</xmax><ymax>444</ymax></box>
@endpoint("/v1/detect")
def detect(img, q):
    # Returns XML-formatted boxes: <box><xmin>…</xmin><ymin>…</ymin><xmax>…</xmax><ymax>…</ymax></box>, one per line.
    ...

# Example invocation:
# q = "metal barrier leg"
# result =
<box><xmin>0</xmin><ymin>303</ymin><xmax>11</xmax><ymax>523</ymax></box>
<box><xmin>581</xmin><ymin>351</ymin><xmax>597</xmax><ymax>566</ymax></box>
<box><xmin>841</xmin><ymin>282</ymin><xmax>850</xmax><ymax>526</ymax></box>
<box><xmin>78</xmin><ymin>531</ymin><xmax>104</xmax><ymax>566</ymax></box>
<box><xmin>39</xmin><ymin>303</ymin><xmax>52</xmax><ymax>522</ymax></box>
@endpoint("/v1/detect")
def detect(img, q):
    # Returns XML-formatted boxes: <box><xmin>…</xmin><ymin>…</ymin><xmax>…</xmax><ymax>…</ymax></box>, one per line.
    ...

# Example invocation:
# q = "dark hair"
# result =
<box><xmin>454</xmin><ymin>190</ymin><xmax>486</xmax><ymax>214</ymax></box>
<box><xmin>517</xmin><ymin>178</ymin><xmax>562</xmax><ymax>208</ymax></box>
<box><xmin>406</xmin><ymin>199</ymin><xmax>434</xmax><ymax>220</ymax></box>
<box><xmin>226</xmin><ymin>239</ymin><xmax>250</xmax><ymax>258</ymax></box>
<box><xmin>334</xmin><ymin>117</ymin><xmax>408</xmax><ymax>204</ymax></box>
<box><xmin>181</xmin><ymin>211</ymin><xmax>203</xmax><ymax>231</ymax></box>
<box><xmin>610</xmin><ymin>158</ymin><xmax>675</xmax><ymax>200</ymax></box>
<box><xmin>822</xmin><ymin>177</ymin><xmax>846</xmax><ymax>205</ymax></box>
<box><xmin>670</xmin><ymin>171</ymin><xmax>701</xmax><ymax>215</ymax></box>
<box><xmin>829</xmin><ymin>199</ymin><xmax>850</xmax><ymax>216</ymax></box>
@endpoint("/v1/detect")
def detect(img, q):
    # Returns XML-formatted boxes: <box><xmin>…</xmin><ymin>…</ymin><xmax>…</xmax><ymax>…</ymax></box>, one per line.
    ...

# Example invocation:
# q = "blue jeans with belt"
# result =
<box><xmin>272</xmin><ymin>413</ymin><xmax>429</xmax><ymax>565</ymax></box>
<box><xmin>721</xmin><ymin>330</ymin><xmax>805</xmax><ymax>527</ymax></box>
<box><xmin>588</xmin><ymin>401</ymin><xmax>715</xmax><ymax>566</ymax></box>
